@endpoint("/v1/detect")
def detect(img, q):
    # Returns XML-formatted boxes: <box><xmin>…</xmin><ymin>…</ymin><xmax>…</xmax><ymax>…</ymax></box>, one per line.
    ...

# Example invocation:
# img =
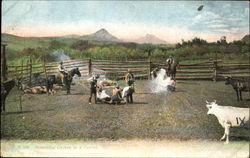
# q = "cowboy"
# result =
<box><xmin>88</xmin><ymin>74</ymin><xmax>99</xmax><ymax>104</ymax></box>
<box><xmin>166</xmin><ymin>56</ymin><xmax>174</xmax><ymax>77</ymax></box>
<box><xmin>58</xmin><ymin>61</ymin><xmax>68</xmax><ymax>84</ymax></box>
<box><xmin>125</xmin><ymin>69</ymin><xmax>135</xmax><ymax>89</ymax></box>
<box><xmin>109</xmin><ymin>84</ymin><xmax>122</xmax><ymax>104</ymax></box>
<box><xmin>166</xmin><ymin>55</ymin><xmax>174</xmax><ymax>65</ymax></box>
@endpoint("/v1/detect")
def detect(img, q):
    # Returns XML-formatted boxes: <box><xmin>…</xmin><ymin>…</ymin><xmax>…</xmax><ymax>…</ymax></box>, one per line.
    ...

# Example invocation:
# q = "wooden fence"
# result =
<box><xmin>6</xmin><ymin>58</ymin><xmax>250</xmax><ymax>83</ymax></box>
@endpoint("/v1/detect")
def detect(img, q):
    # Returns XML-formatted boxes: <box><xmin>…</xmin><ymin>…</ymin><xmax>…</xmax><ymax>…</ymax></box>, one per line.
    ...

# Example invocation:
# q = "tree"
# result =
<box><xmin>217</xmin><ymin>36</ymin><xmax>227</xmax><ymax>45</ymax></box>
<box><xmin>137</xmin><ymin>44</ymin><xmax>156</xmax><ymax>58</ymax></box>
<box><xmin>49</xmin><ymin>40</ymin><xmax>65</xmax><ymax>50</ymax></box>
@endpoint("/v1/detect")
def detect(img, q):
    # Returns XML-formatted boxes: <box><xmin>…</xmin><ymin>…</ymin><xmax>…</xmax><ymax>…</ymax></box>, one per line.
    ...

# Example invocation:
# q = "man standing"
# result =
<box><xmin>125</xmin><ymin>69</ymin><xmax>135</xmax><ymax>89</ymax></box>
<box><xmin>88</xmin><ymin>74</ymin><xmax>99</xmax><ymax>104</ymax></box>
<box><xmin>166</xmin><ymin>56</ymin><xmax>174</xmax><ymax>77</ymax></box>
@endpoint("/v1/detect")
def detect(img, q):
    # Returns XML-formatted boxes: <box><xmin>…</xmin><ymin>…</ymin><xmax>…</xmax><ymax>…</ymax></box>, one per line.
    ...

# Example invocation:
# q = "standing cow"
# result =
<box><xmin>206</xmin><ymin>100</ymin><xmax>249</xmax><ymax>144</ymax></box>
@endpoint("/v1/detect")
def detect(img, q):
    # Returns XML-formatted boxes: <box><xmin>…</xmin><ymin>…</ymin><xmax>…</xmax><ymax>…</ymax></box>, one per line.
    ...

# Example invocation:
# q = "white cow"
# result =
<box><xmin>206</xmin><ymin>100</ymin><xmax>249</xmax><ymax>144</ymax></box>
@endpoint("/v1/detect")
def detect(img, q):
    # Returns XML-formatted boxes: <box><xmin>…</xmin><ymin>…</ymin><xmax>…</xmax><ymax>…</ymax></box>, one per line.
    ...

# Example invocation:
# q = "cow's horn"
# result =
<box><xmin>214</xmin><ymin>100</ymin><xmax>216</xmax><ymax>103</ymax></box>
<box><xmin>206</xmin><ymin>100</ymin><xmax>209</xmax><ymax>104</ymax></box>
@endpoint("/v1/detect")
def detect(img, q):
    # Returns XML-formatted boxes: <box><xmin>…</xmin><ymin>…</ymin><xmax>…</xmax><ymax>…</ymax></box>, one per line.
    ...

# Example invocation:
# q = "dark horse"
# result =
<box><xmin>225</xmin><ymin>76</ymin><xmax>250</xmax><ymax>101</ymax></box>
<box><xmin>63</xmin><ymin>68</ymin><xmax>81</xmax><ymax>94</ymax></box>
<box><xmin>1</xmin><ymin>80</ymin><xmax>16</xmax><ymax>112</ymax></box>
<box><xmin>166</xmin><ymin>60</ymin><xmax>179</xmax><ymax>81</ymax></box>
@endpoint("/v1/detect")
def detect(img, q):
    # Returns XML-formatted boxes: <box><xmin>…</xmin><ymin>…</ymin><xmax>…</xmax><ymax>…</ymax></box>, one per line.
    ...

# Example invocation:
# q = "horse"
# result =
<box><xmin>1</xmin><ymin>80</ymin><xmax>16</xmax><ymax>112</ymax></box>
<box><xmin>63</xmin><ymin>68</ymin><xmax>81</xmax><ymax>94</ymax></box>
<box><xmin>166</xmin><ymin>61</ymin><xmax>179</xmax><ymax>81</ymax></box>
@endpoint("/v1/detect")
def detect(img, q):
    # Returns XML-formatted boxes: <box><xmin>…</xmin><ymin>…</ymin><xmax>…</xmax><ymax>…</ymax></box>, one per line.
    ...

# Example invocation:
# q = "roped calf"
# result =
<box><xmin>206</xmin><ymin>100</ymin><xmax>249</xmax><ymax>144</ymax></box>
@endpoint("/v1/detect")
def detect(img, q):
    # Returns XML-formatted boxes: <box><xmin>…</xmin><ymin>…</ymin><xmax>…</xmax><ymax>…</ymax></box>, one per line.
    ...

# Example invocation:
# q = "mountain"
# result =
<box><xmin>241</xmin><ymin>34</ymin><xmax>250</xmax><ymax>44</ymax></box>
<box><xmin>80</xmin><ymin>28</ymin><xmax>121</xmax><ymax>42</ymax></box>
<box><xmin>133</xmin><ymin>34</ymin><xmax>167</xmax><ymax>44</ymax></box>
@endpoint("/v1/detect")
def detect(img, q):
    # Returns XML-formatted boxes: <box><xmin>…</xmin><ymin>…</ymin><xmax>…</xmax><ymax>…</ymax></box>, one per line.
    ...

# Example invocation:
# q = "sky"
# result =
<box><xmin>2</xmin><ymin>0</ymin><xmax>249</xmax><ymax>44</ymax></box>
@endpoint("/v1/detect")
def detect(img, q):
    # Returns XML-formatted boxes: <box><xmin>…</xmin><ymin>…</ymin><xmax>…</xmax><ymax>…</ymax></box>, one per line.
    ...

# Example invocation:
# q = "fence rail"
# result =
<box><xmin>6</xmin><ymin>58</ymin><xmax>250</xmax><ymax>83</ymax></box>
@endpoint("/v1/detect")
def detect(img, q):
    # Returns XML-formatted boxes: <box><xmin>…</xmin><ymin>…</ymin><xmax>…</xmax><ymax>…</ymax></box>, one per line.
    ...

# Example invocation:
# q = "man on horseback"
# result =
<box><xmin>58</xmin><ymin>61</ymin><xmax>68</xmax><ymax>85</ymax></box>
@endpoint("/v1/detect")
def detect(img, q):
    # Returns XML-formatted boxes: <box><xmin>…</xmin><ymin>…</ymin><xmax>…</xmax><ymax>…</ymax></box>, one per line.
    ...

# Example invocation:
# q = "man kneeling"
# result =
<box><xmin>109</xmin><ymin>85</ymin><xmax>122</xmax><ymax>105</ymax></box>
<box><xmin>167</xmin><ymin>77</ymin><xmax>176</xmax><ymax>92</ymax></box>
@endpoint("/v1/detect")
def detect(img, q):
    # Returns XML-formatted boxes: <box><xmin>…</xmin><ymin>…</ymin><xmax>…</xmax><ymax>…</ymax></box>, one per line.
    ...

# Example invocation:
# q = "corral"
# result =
<box><xmin>1</xmin><ymin>80</ymin><xmax>249</xmax><ymax>141</ymax></box>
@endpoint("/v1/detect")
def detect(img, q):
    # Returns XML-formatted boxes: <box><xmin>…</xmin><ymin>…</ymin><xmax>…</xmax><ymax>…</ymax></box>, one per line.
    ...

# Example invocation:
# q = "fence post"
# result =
<box><xmin>19</xmin><ymin>95</ymin><xmax>22</xmax><ymax>111</ymax></box>
<box><xmin>88</xmin><ymin>58</ymin><xmax>92</xmax><ymax>76</ymax></box>
<box><xmin>29</xmin><ymin>57</ymin><xmax>32</xmax><ymax>86</ymax></box>
<box><xmin>43</xmin><ymin>58</ymin><xmax>49</xmax><ymax>95</ymax></box>
<box><xmin>15</xmin><ymin>67</ymin><xmax>18</xmax><ymax>80</ymax></box>
<box><xmin>1</xmin><ymin>44</ymin><xmax>8</xmax><ymax>82</ymax></box>
<box><xmin>148</xmin><ymin>58</ymin><xmax>152</xmax><ymax>80</ymax></box>
<box><xmin>213</xmin><ymin>60</ymin><xmax>218</xmax><ymax>82</ymax></box>
<box><xmin>21</xmin><ymin>60</ymin><xmax>23</xmax><ymax>79</ymax></box>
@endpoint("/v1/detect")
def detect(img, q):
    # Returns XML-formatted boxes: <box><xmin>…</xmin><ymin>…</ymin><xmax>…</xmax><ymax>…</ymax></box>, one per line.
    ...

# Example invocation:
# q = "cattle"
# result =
<box><xmin>22</xmin><ymin>86</ymin><xmax>56</xmax><ymax>94</ymax></box>
<box><xmin>225</xmin><ymin>77</ymin><xmax>250</xmax><ymax>101</ymax></box>
<box><xmin>206</xmin><ymin>100</ymin><xmax>249</xmax><ymax>144</ymax></box>
<box><xmin>1</xmin><ymin>80</ymin><xmax>16</xmax><ymax>112</ymax></box>
<box><xmin>17</xmin><ymin>76</ymin><xmax>56</xmax><ymax>95</ymax></box>
<box><xmin>97</xmin><ymin>80</ymin><xmax>116</xmax><ymax>87</ymax></box>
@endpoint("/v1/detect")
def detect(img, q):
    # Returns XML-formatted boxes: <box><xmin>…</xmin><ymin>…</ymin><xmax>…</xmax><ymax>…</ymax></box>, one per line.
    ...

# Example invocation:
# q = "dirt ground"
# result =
<box><xmin>1</xmin><ymin>80</ymin><xmax>249</xmax><ymax>141</ymax></box>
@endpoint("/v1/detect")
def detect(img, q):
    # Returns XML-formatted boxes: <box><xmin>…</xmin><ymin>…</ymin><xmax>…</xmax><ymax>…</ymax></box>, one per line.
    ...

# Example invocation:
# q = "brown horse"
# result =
<box><xmin>63</xmin><ymin>68</ymin><xmax>81</xmax><ymax>94</ymax></box>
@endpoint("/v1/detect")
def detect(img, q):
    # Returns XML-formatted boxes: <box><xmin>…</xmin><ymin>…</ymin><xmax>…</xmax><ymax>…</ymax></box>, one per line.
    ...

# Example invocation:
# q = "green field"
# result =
<box><xmin>2</xmin><ymin>33</ymin><xmax>249</xmax><ymax>65</ymax></box>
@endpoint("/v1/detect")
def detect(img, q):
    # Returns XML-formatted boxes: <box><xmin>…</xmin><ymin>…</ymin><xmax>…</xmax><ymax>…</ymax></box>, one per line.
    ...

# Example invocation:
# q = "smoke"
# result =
<box><xmin>150</xmin><ymin>68</ymin><xmax>171</xmax><ymax>93</ymax></box>
<box><xmin>51</xmin><ymin>49</ymin><xmax>108</xmax><ymax>82</ymax></box>
<box><xmin>52</xmin><ymin>49</ymin><xmax>71</xmax><ymax>62</ymax></box>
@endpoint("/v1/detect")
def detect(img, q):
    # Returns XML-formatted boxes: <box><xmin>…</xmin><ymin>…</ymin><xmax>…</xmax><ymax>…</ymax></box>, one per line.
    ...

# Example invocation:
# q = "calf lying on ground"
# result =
<box><xmin>23</xmin><ymin>86</ymin><xmax>56</xmax><ymax>94</ymax></box>
<box><xmin>96</xmin><ymin>87</ymin><xmax>111</xmax><ymax>103</ymax></box>
<box><xmin>97</xmin><ymin>80</ymin><xmax>116</xmax><ymax>87</ymax></box>
<box><xmin>206</xmin><ymin>100</ymin><xmax>249</xmax><ymax>144</ymax></box>
<box><xmin>225</xmin><ymin>76</ymin><xmax>250</xmax><ymax>101</ymax></box>
<box><xmin>17</xmin><ymin>79</ymin><xmax>57</xmax><ymax>94</ymax></box>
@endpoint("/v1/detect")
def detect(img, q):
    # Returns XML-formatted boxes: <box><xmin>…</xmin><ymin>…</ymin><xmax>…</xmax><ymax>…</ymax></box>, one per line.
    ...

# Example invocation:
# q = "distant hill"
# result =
<box><xmin>241</xmin><ymin>34</ymin><xmax>250</xmax><ymax>44</ymax></box>
<box><xmin>63</xmin><ymin>34</ymin><xmax>82</xmax><ymax>38</ymax></box>
<box><xmin>133</xmin><ymin>34</ymin><xmax>167</xmax><ymax>44</ymax></box>
<box><xmin>80</xmin><ymin>28</ymin><xmax>121</xmax><ymax>42</ymax></box>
